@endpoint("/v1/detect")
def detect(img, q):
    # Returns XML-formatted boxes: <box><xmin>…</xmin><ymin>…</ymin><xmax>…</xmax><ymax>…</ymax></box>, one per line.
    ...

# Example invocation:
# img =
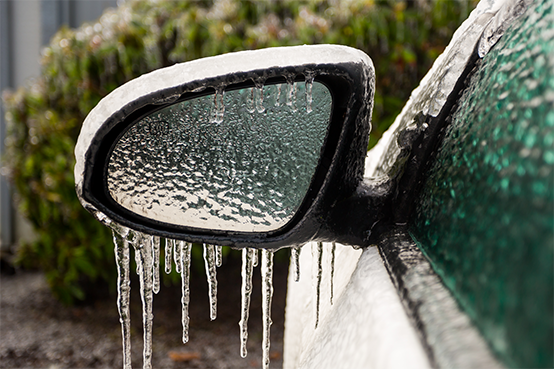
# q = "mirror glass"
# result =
<box><xmin>107</xmin><ymin>81</ymin><xmax>332</xmax><ymax>232</ymax></box>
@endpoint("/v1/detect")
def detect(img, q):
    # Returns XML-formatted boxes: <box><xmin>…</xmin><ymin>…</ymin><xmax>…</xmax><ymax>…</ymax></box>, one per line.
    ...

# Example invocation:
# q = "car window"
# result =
<box><xmin>410</xmin><ymin>1</ymin><xmax>554</xmax><ymax>367</ymax></box>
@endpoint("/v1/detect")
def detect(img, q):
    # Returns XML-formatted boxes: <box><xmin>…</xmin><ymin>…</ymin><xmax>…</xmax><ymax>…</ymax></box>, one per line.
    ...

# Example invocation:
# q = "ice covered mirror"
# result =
<box><xmin>75</xmin><ymin>44</ymin><xmax>375</xmax><ymax>369</ymax></box>
<box><xmin>107</xmin><ymin>82</ymin><xmax>332</xmax><ymax>232</ymax></box>
<box><xmin>76</xmin><ymin>44</ymin><xmax>377</xmax><ymax>249</ymax></box>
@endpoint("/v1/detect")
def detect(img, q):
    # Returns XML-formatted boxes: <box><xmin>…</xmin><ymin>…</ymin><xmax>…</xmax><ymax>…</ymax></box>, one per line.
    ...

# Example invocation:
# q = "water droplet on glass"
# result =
<box><xmin>291</xmin><ymin>246</ymin><xmax>302</xmax><ymax>282</ymax></box>
<box><xmin>180</xmin><ymin>242</ymin><xmax>192</xmax><ymax>344</ymax></box>
<box><xmin>203</xmin><ymin>244</ymin><xmax>218</xmax><ymax>320</ymax></box>
<box><xmin>113</xmin><ymin>229</ymin><xmax>132</xmax><ymax>369</ymax></box>
<box><xmin>239</xmin><ymin>248</ymin><xmax>255</xmax><ymax>358</ymax></box>
<box><xmin>261</xmin><ymin>249</ymin><xmax>274</xmax><ymax>369</ymax></box>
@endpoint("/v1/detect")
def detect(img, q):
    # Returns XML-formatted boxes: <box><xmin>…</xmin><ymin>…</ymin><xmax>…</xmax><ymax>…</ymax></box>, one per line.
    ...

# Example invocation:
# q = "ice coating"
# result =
<box><xmin>107</xmin><ymin>82</ymin><xmax>331</xmax><ymax>232</ymax></box>
<box><xmin>75</xmin><ymin>45</ymin><xmax>371</xmax><ymax>192</ymax></box>
<box><xmin>366</xmin><ymin>0</ymin><xmax>529</xmax><ymax>178</ymax></box>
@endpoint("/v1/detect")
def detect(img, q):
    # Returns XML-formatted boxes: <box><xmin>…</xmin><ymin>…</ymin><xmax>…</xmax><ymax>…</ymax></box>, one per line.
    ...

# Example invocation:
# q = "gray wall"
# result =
<box><xmin>0</xmin><ymin>0</ymin><xmax>117</xmax><ymax>249</ymax></box>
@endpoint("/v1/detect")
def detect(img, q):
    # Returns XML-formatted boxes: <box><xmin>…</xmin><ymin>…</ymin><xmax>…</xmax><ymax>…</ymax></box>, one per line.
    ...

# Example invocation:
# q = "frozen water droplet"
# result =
<box><xmin>330</xmin><ymin>242</ymin><xmax>336</xmax><ymax>305</ymax></box>
<box><xmin>252</xmin><ymin>249</ymin><xmax>259</xmax><ymax>268</ymax></box>
<box><xmin>215</xmin><ymin>245</ymin><xmax>223</xmax><ymax>268</ymax></box>
<box><xmin>312</xmin><ymin>242</ymin><xmax>323</xmax><ymax>329</ymax></box>
<box><xmin>291</xmin><ymin>246</ymin><xmax>302</xmax><ymax>282</ymax></box>
<box><xmin>164</xmin><ymin>238</ymin><xmax>173</xmax><ymax>274</ymax></box>
<box><xmin>180</xmin><ymin>242</ymin><xmax>192</xmax><ymax>344</ymax></box>
<box><xmin>261</xmin><ymin>249</ymin><xmax>274</xmax><ymax>369</ymax></box>
<box><xmin>239</xmin><ymin>248</ymin><xmax>255</xmax><ymax>358</ymax></box>
<box><xmin>151</xmin><ymin>236</ymin><xmax>161</xmax><ymax>294</ymax></box>
<box><xmin>174</xmin><ymin>239</ymin><xmax>182</xmax><ymax>274</ymax></box>
<box><xmin>203</xmin><ymin>244</ymin><xmax>218</xmax><ymax>320</ymax></box>
<box><xmin>113</xmin><ymin>229</ymin><xmax>132</xmax><ymax>369</ymax></box>
<box><xmin>132</xmin><ymin>232</ymin><xmax>154</xmax><ymax>369</ymax></box>
<box><xmin>211</xmin><ymin>88</ymin><xmax>225</xmax><ymax>123</ymax></box>
<box><xmin>305</xmin><ymin>73</ymin><xmax>314</xmax><ymax>114</ymax></box>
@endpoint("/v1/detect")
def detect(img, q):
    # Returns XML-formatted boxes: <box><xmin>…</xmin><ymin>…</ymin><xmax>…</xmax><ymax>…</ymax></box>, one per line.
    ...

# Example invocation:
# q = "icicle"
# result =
<box><xmin>203</xmin><ymin>244</ymin><xmax>218</xmax><ymax>320</ymax></box>
<box><xmin>312</xmin><ymin>242</ymin><xmax>323</xmax><ymax>329</ymax></box>
<box><xmin>239</xmin><ymin>248</ymin><xmax>255</xmax><ymax>358</ymax></box>
<box><xmin>215</xmin><ymin>245</ymin><xmax>223</xmax><ymax>268</ymax></box>
<box><xmin>151</xmin><ymin>236</ymin><xmax>161</xmax><ymax>294</ymax></box>
<box><xmin>164</xmin><ymin>238</ymin><xmax>173</xmax><ymax>274</ymax></box>
<box><xmin>291</xmin><ymin>246</ymin><xmax>301</xmax><ymax>282</ymax></box>
<box><xmin>180</xmin><ymin>242</ymin><xmax>192</xmax><ymax>344</ymax></box>
<box><xmin>174</xmin><ymin>239</ymin><xmax>182</xmax><ymax>274</ymax></box>
<box><xmin>211</xmin><ymin>87</ymin><xmax>225</xmax><ymax>123</ymax></box>
<box><xmin>252</xmin><ymin>249</ymin><xmax>259</xmax><ymax>268</ymax></box>
<box><xmin>246</xmin><ymin>88</ymin><xmax>256</xmax><ymax>113</ymax></box>
<box><xmin>305</xmin><ymin>73</ymin><xmax>314</xmax><ymax>113</ymax></box>
<box><xmin>254</xmin><ymin>86</ymin><xmax>265</xmax><ymax>113</ymax></box>
<box><xmin>113</xmin><ymin>229</ymin><xmax>132</xmax><ymax>369</ymax></box>
<box><xmin>133</xmin><ymin>233</ymin><xmax>154</xmax><ymax>369</ymax></box>
<box><xmin>261</xmin><ymin>249</ymin><xmax>274</xmax><ymax>369</ymax></box>
<box><xmin>274</xmin><ymin>84</ymin><xmax>282</xmax><ymax>107</ymax></box>
<box><xmin>286</xmin><ymin>80</ymin><xmax>298</xmax><ymax>112</ymax></box>
<box><xmin>330</xmin><ymin>242</ymin><xmax>336</xmax><ymax>305</ymax></box>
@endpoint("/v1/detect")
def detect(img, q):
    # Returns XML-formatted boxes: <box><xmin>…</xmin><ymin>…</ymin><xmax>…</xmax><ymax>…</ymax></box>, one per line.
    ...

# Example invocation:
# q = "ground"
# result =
<box><xmin>0</xmin><ymin>253</ymin><xmax>288</xmax><ymax>368</ymax></box>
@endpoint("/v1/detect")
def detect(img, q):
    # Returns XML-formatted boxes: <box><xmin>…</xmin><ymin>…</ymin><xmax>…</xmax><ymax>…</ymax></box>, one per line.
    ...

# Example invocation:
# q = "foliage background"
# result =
<box><xmin>2</xmin><ymin>0</ymin><xmax>475</xmax><ymax>304</ymax></box>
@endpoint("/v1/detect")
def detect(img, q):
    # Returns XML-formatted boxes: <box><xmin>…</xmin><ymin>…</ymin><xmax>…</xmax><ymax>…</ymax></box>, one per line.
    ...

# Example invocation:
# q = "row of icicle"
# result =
<box><xmin>110</xmin><ymin>222</ymin><xmax>335</xmax><ymax>369</ymax></box>
<box><xmin>211</xmin><ymin>74</ymin><xmax>316</xmax><ymax>124</ymax></box>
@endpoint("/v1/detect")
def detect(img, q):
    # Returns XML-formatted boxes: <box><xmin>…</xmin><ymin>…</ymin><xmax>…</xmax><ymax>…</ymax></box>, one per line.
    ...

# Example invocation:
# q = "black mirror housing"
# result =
<box><xmin>75</xmin><ymin>45</ymin><xmax>375</xmax><ymax>249</ymax></box>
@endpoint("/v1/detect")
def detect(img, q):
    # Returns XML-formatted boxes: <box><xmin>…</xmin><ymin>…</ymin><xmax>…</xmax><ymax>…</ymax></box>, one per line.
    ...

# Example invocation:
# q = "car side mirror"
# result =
<box><xmin>75</xmin><ymin>45</ymin><xmax>381</xmax><ymax>249</ymax></box>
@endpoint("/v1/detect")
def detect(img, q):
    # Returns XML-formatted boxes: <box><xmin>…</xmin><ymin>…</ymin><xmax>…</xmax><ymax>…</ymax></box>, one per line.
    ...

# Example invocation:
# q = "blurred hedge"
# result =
<box><xmin>2</xmin><ymin>0</ymin><xmax>475</xmax><ymax>304</ymax></box>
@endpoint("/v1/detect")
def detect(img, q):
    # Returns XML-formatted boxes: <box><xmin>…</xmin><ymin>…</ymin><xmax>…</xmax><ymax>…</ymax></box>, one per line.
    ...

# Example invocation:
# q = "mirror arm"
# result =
<box><xmin>322</xmin><ymin>178</ymin><xmax>392</xmax><ymax>248</ymax></box>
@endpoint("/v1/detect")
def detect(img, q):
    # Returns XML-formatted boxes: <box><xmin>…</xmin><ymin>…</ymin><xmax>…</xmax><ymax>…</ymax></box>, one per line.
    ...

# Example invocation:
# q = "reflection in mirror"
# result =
<box><xmin>107</xmin><ymin>81</ymin><xmax>332</xmax><ymax>232</ymax></box>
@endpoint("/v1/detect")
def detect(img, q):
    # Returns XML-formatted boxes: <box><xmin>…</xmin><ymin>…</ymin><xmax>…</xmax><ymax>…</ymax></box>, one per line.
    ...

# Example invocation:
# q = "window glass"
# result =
<box><xmin>107</xmin><ymin>82</ymin><xmax>332</xmax><ymax>232</ymax></box>
<box><xmin>410</xmin><ymin>1</ymin><xmax>554</xmax><ymax>367</ymax></box>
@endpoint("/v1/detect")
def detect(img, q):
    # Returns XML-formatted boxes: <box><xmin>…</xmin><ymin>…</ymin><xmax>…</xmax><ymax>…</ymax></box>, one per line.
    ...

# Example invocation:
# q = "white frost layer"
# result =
<box><xmin>283</xmin><ymin>244</ymin><xmax>430</xmax><ymax>369</ymax></box>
